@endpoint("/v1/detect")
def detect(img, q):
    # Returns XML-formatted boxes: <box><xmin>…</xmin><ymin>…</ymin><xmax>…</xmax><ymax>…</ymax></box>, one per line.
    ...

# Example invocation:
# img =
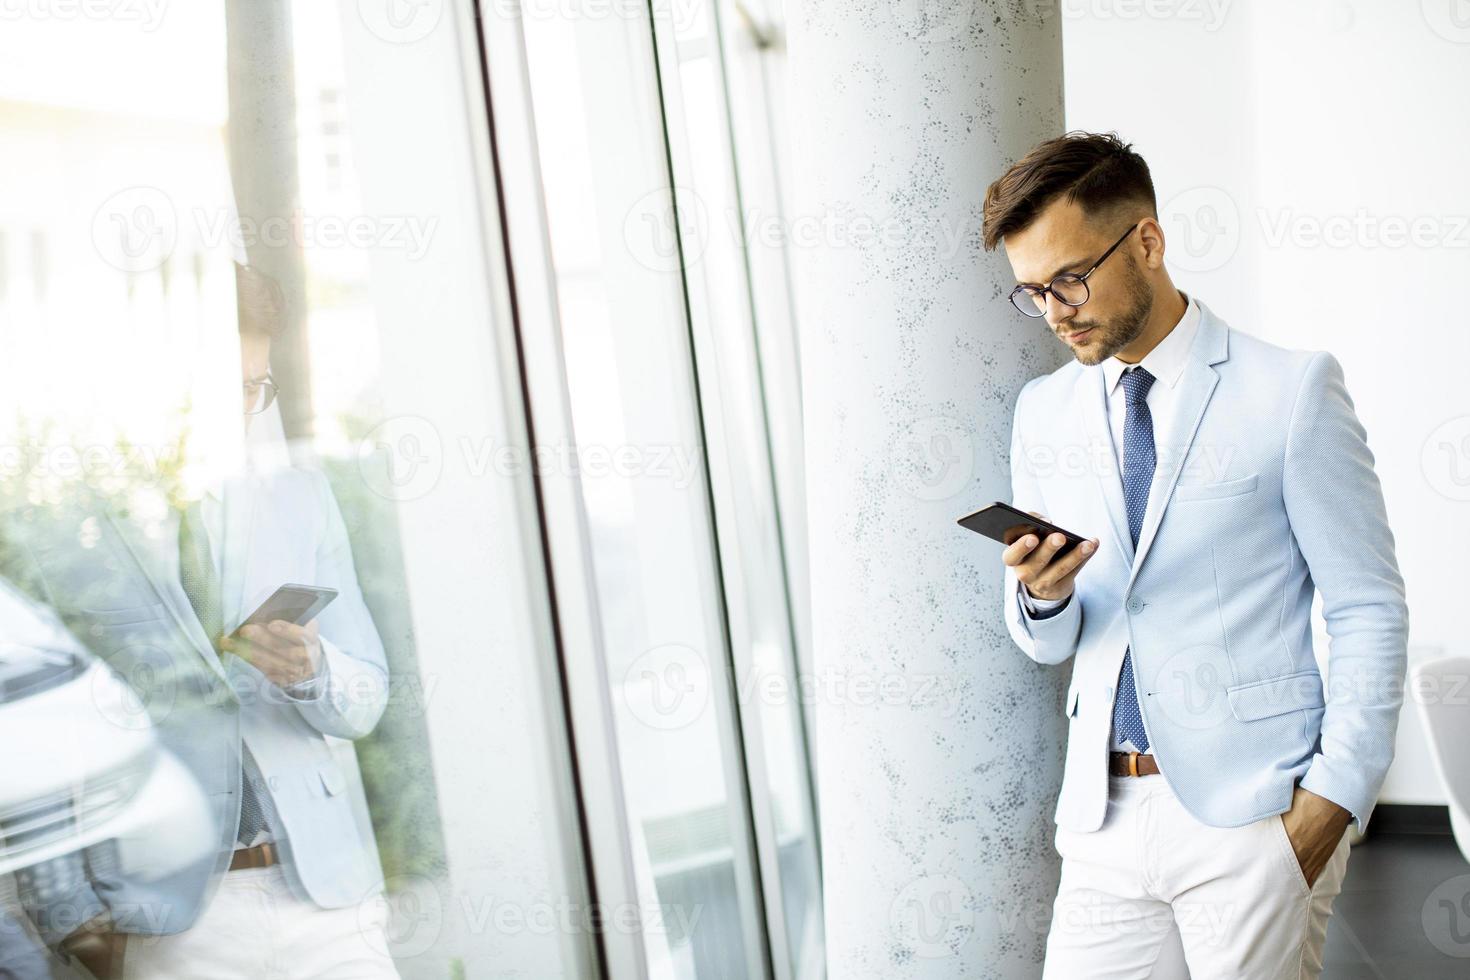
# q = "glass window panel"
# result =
<box><xmin>520</xmin><ymin>4</ymin><xmax>767</xmax><ymax>978</ymax></box>
<box><xmin>0</xmin><ymin>5</ymin><xmax>589</xmax><ymax>978</ymax></box>
<box><xmin>654</xmin><ymin>1</ymin><xmax>823</xmax><ymax>976</ymax></box>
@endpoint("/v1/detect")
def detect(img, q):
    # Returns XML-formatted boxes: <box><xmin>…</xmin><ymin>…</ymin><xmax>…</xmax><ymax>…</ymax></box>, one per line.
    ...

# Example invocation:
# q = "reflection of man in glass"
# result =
<box><xmin>26</xmin><ymin>263</ymin><xmax>399</xmax><ymax>979</ymax></box>
<box><xmin>132</xmin><ymin>262</ymin><xmax>399</xmax><ymax>978</ymax></box>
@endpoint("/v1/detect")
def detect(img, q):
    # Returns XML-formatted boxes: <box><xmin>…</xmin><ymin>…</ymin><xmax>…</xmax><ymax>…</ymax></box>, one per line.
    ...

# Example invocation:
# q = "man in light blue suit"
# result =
<box><xmin>981</xmin><ymin>133</ymin><xmax>1407</xmax><ymax>979</ymax></box>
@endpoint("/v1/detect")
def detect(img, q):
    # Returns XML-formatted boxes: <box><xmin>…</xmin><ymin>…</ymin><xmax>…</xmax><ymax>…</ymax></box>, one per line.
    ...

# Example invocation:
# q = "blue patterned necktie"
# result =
<box><xmin>1114</xmin><ymin>367</ymin><xmax>1156</xmax><ymax>752</ymax></box>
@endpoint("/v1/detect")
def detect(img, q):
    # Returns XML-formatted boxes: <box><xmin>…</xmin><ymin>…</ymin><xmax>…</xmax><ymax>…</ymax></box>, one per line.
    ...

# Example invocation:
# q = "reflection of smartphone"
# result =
<box><xmin>232</xmin><ymin>584</ymin><xmax>337</xmax><ymax>635</ymax></box>
<box><xmin>957</xmin><ymin>502</ymin><xmax>1087</xmax><ymax>558</ymax></box>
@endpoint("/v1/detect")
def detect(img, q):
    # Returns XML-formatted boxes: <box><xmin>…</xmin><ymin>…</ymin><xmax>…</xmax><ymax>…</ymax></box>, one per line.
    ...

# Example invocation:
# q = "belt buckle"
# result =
<box><xmin>231</xmin><ymin>842</ymin><xmax>278</xmax><ymax>871</ymax></box>
<box><xmin>1127</xmin><ymin>751</ymin><xmax>1140</xmax><ymax>778</ymax></box>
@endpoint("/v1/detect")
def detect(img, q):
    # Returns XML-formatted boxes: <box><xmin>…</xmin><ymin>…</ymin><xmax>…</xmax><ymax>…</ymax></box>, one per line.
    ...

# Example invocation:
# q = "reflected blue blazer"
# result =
<box><xmin>3</xmin><ymin>467</ymin><xmax>388</xmax><ymax>935</ymax></box>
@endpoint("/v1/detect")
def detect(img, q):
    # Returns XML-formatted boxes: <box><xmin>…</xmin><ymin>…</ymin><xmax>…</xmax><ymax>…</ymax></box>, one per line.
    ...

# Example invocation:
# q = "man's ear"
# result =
<box><xmin>1136</xmin><ymin>216</ymin><xmax>1167</xmax><ymax>270</ymax></box>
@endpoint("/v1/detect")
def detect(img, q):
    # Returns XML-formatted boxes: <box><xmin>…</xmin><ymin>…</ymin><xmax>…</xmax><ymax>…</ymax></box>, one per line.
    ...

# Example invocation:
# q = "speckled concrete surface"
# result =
<box><xmin>787</xmin><ymin>3</ymin><xmax>1072</xmax><ymax>975</ymax></box>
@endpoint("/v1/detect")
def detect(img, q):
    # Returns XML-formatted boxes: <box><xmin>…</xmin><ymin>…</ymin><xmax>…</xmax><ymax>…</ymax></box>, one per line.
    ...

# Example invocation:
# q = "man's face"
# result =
<box><xmin>241</xmin><ymin>331</ymin><xmax>272</xmax><ymax>422</ymax></box>
<box><xmin>1003</xmin><ymin>198</ymin><xmax>1153</xmax><ymax>366</ymax></box>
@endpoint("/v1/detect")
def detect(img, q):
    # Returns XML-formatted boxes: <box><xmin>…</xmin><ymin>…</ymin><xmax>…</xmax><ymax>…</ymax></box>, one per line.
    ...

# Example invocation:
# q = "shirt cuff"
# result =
<box><xmin>1020</xmin><ymin>584</ymin><xmax>1070</xmax><ymax>620</ymax></box>
<box><xmin>283</xmin><ymin>654</ymin><xmax>329</xmax><ymax>702</ymax></box>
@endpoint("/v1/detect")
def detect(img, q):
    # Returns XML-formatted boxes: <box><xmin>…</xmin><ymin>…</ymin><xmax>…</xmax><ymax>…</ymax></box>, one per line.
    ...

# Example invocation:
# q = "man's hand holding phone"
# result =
<box><xmin>221</xmin><ymin>619</ymin><xmax>323</xmax><ymax>690</ymax></box>
<box><xmin>1003</xmin><ymin>511</ymin><xmax>1100</xmax><ymax>602</ymax></box>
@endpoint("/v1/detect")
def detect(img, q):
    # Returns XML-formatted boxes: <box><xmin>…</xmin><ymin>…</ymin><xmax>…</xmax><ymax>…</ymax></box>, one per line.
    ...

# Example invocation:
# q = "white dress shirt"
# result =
<box><xmin>1020</xmin><ymin>293</ymin><xmax>1201</xmax><ymax>752</ymax></box>
<box><xmin>197</xmin><ymin>479</ymin><xmax>325</xmax><ymax>697</ymax></box>
<box><xmin>197</xmin><ymin>479</ymin><xmax>328</xmax><ymax>848</ymax></box>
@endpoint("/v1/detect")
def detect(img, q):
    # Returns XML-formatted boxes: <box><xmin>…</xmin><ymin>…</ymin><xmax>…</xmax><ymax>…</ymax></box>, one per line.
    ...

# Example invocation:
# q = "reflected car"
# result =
<box><xmin>0</xmin><ymin>581</ymin><xmax>214</xmax><ymax>908</ymax></box>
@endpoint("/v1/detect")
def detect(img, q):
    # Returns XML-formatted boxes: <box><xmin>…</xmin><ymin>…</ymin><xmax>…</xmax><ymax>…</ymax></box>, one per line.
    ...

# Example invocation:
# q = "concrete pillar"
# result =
<box><xmin>226</xmin><ymin>0</ymin><xmax>313</xmax><ymax>442</ymax></box>
<box><xmin>787</xmin><ymin>4</ymin><xmax>1069</xmax><ymax>976</ymax></box>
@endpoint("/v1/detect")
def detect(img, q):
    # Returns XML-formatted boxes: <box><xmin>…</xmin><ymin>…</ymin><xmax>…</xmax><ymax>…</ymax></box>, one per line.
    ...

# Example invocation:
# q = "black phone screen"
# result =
<box><xmin>957</xmin><ymin>502</ymin><xmax>1086</xmax><ymax>558</ymax></box>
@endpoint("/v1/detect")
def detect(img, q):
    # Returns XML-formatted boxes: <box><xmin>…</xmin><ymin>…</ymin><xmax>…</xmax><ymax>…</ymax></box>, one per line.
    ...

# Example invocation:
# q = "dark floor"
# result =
<box><xmin>1324</xmin><ymin>827</ymin><xmax>1470</xmax><ymax>979</ymax></box>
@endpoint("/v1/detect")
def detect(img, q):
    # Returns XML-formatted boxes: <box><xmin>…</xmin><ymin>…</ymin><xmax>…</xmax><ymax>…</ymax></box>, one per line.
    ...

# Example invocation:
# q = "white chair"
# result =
<box><xmin>1410</xmin><ymin>656</ymin><xmax>1470</xmax><ymax>863</ymax></box>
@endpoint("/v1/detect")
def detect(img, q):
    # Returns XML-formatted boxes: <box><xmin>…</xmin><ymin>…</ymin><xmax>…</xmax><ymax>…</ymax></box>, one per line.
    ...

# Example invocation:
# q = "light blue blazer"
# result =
<box><xmin>1004</xmin><ymin>302</ymin><xmax>1408</xmax><ymax>834</ymax></box>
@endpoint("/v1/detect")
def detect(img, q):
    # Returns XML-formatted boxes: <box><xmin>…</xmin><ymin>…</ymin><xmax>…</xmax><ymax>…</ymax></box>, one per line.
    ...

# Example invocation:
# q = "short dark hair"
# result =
<box><xmin>982</xmin><ymin>132</ymin><xmax>1156</xmax><ymax>251</ymax></box>
<box><xmin>234</xmin><ymin>261</ymin><xmax>286</xmax><ymax>337</ymax></box>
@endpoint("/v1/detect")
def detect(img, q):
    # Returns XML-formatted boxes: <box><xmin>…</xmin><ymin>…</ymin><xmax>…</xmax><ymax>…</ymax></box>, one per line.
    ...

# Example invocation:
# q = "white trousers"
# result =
<box><xmin>1043</xmin><ymin>773</ymin><xmax>1352</xmax><ymax>980</ymax></box>
<box><xmin>121</xmin><ymin>866</ymin><xmax>401</xmax><ymax>980</ymax></box>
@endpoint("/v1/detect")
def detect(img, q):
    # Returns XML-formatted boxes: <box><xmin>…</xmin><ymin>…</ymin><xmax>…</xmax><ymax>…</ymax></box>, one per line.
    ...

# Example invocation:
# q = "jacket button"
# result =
<box><xmin>1126</xmin><ymin>597</ymin><xmax>1144</xmax><ymax>614</ymax></box>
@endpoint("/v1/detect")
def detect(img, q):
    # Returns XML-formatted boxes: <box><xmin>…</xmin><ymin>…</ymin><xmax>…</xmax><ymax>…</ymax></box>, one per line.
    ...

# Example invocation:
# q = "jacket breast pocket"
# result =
<box><xmin>318</xmin><ymin>762</ymin><xmax>348</xmax><ymax>797</ymax></box>
<box><xmin>80</xmin><ymin>602</ymin><xmax>170</xmax><ymax>628</ymax></box>
<box><xmin>1175</xmin><ymin>473</ymin><xmax>1258</xmax><ymax>502</ymax></box>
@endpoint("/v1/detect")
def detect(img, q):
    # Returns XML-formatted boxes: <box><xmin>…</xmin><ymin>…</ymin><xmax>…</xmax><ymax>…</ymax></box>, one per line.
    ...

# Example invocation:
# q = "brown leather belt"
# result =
<box><xmin>1108</xmin><ymin>751</ymin><xmax>1161</xmax><ymax>777</ymax></box>
<box><xmin>230</xmin><ymin>842</ymin><xmax>279</xmax><ymax>871</ymax></box>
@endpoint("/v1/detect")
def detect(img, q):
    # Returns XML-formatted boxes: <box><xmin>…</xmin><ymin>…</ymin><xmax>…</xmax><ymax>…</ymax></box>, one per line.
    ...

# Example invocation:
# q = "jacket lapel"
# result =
<box><xmin>105</xmin><ymin>501</ymin><xmax>230</xmax><ymax>683</ymax></box>
<box><xmin>1125</xmin><ymin>305</ymin><xmax>1230</xmax><ymax>590</ymax></box>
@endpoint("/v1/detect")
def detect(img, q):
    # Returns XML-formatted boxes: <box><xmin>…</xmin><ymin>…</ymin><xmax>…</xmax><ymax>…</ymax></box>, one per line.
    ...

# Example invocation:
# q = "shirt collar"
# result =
<box><xmin>1102</xmin><ymin>292</ymin><xmax>1200</xmax><ymax>396</ymax></box>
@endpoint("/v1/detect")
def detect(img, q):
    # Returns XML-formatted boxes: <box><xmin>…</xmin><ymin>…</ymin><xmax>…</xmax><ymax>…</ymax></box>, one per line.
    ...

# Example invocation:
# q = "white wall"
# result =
<box><xmin>1062</xmin><ymin>0</ymin><xmax>1470</xmax><ymax>805</ymax></box>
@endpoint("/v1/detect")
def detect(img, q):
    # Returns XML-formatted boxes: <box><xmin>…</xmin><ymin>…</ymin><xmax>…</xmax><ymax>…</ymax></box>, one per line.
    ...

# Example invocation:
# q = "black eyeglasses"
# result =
<box><xmin>1008</xmin><ymin>222</ymin><xmax>1140</xmax><ymax>318</ymax></box>
<box><xmin>243</xmin><ymin>375</ymin><xmax>279</xmax><ymax>416</ymax></box>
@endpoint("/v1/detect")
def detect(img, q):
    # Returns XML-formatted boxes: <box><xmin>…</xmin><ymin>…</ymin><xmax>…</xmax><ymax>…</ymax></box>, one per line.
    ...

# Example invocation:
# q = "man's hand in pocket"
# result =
<box><xmin>1280</xmin><ymin>784</ymin><xmax>1352</xmax><ymax>887</ymax></box>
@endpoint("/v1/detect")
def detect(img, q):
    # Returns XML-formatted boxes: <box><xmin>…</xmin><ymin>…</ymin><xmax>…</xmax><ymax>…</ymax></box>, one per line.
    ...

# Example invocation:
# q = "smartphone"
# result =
<box><xmin>957</xmin><ymin>502</ymin><xmax>1087</xmax><ymax>558</ymax></box>
<box><xmin>232</xmin><ymin>584</ymin><xmax>338</xmax><ymax>636</ymax></box>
